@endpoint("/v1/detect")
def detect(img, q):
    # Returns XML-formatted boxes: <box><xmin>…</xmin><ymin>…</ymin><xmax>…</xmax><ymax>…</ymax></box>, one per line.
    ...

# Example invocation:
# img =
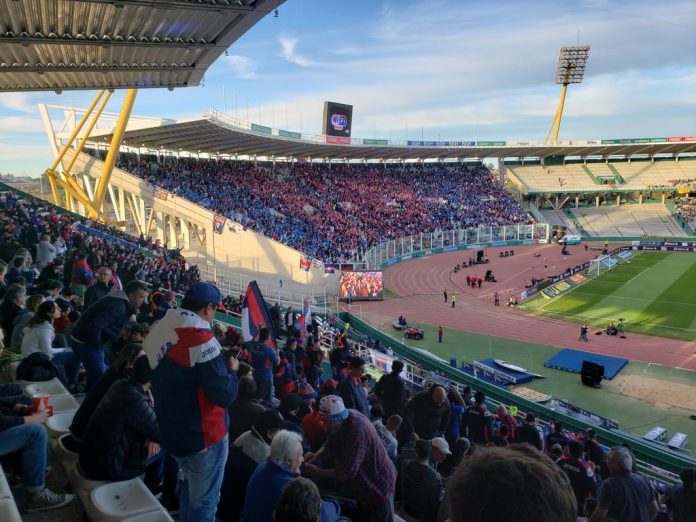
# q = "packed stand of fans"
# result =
<box><xmin>2</xmin><ymin>186</ymin><xmax>694</xmax><ymax>520</ymax></box>
<box><xmin>110</xmin><ymin>152</ymin><xmax>529</xmax><ymax>262</ymax></box>
<box><xmin>675</xmin><ymin>198</ymin><xmax>696</xmax><ymax>230</ymax></box>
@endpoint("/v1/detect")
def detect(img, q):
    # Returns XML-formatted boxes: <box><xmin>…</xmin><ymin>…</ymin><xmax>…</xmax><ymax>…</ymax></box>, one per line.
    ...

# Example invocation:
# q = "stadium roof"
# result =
<box><xmin>81</xmin><ymin>109</ymin><xmax>696</xmax><ymax>160</ymax></box>
<box><xmin>0</xmin><ymin>0</ymin><xmax>283</xmax><ymax>92</ymax></box>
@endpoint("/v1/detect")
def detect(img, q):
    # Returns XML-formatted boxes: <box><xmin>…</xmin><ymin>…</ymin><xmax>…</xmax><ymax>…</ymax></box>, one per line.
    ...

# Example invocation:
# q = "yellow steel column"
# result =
<box><xmin>552</xmin><ymin>83</ymin><xmax>569</xmax><ymax>143</ymax></box>
<box><xmin>63</xmin><ymin>90</ymin><xmax>113</xmax><ymax>178</ymax></box>
<box><xmin>90</xmin><ymin>89</ymin><xmax>138</xmax><ymax>220</ymax></box>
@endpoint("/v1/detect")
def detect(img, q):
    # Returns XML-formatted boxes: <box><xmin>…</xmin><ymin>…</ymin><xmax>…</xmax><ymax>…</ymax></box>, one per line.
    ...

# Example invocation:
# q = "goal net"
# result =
<box><xmin>588</xmin><ymin>254</ymin><xmax>618</xmax><ymax>277</ymax></box>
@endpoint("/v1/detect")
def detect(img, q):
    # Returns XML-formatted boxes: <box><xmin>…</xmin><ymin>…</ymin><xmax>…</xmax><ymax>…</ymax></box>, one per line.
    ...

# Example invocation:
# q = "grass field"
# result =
<box><xmin>367</xmin><ymin>318</ymin><xmax>696</xmax><ymax>447</ymax></box>
<box><xmin>520</xmin><ymin>252</ymin><xmax>696</xmax><ymax>342</ymax></box>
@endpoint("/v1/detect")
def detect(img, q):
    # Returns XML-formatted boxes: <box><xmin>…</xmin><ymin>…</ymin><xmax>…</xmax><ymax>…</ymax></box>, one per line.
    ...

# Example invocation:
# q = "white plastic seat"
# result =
<box><xmin>0</xmin><ymin>498</ymin><xmax>22</xmax><ymax>522</ymax></box>
<box><xmin>0</xmin><ymin>463</ymin><xmax>13</xmax><ymax>499</ymax></box>
<box><xmin>46</xmin><ymin>410</ymin><xmax>75</xmax><ymax>438</ymax></box>
<box><xmin>90</xmin><ymin>479</ymin><xmax>162</xmax><ymax>522</ymax></box>
<box><xmin>46</xmin><ymin>394</ymin><xmax>79</xmax><ymax>413</ymax></box>
<box><xmin>121</xmin><ymin>508</ymin><xmax>175</xmax><ymax>522</ymax></box>
<box><xmin>24</xmin><ymin>378</ymin><xmax>70</xmax><ymax>397</ymax></box>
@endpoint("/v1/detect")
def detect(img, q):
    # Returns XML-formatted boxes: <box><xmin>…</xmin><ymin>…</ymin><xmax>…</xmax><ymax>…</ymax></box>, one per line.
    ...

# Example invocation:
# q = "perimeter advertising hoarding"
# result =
<box><xmin>323</xmin><ymin>101</ymin><xmax>353</xmax><ymax>139</ymax></box>
<box><xmin>339</xmin><ymin>271</ymin><xmax>383</xmax><ymax>301</ymax></box>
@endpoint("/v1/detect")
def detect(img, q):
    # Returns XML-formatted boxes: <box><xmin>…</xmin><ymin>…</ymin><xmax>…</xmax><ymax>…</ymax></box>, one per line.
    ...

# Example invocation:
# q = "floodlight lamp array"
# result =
<box><xmin>555</xmin><ymin>46</ymin><xmax>590</xmax><ymax>84</ymax></box>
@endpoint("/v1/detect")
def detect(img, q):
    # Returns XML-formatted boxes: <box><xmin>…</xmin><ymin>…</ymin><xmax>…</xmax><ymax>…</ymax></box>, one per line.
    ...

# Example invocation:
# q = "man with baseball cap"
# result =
<box><xmin>143</xmin><ymin>282</ymin><xmax>239</xmax><ymax>522</ymax></box>
<box><xmin>304</xmin><ymin>395</ymin><xmax>397</xmax><ymax>521</ymax></box>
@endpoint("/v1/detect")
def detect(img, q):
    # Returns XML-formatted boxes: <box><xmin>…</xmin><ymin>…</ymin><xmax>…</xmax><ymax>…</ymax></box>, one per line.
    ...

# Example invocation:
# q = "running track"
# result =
<box><xmin>355</xmin><ymin>243</ymin><xmax>696</xmax><ymax>371</ymax></box>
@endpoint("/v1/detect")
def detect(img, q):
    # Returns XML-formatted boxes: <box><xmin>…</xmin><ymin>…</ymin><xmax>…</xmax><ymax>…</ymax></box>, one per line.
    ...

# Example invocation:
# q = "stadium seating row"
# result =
<box><xmin>570</xmin><ymin>204</ymin><xmax>685</xmax><ymax>237</ymax></box>
<box><xmin>109</xmin><ymin>153</ymin><xmax>529</xmax><ymax>262</ymax></box>
<box><xmin>509</xmin><ymin>160</ymin><xmax>696</xmax><ymax>193</ymax></box>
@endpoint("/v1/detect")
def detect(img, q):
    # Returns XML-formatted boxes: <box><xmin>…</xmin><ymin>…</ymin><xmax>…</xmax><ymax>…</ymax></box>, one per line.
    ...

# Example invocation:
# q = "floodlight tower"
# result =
<box><xmin>545</xmin><ymin>45</ymin><xmax>590</xmax><ymax>144</ymax></box>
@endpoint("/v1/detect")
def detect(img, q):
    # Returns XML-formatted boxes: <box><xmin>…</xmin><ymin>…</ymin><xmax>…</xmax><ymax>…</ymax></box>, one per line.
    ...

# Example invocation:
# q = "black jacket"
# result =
<box><xmin>79</xmin><ymin>378</ymin><xmax>160</xmax><ymax>481</ymax></box>
<box><xmin>514</xmin><ymin>423</ymin><xmax>543</xmax><ymax>450</ymax></box>
<box><xmin>83</xmin><ymin>281</ymin><xmax>113</xmax><ymax>310</ymax></box>
<box><xmin>71</xmin><ymin>289</ymin><xmax>133</xmax><ymax>349</ymax></box>
<box><xmin>404</xmin><ymin>391</ymin><xmax>450</xmax><ymax>439</ymax></box>
<box><xmin>374</xmin><ymin>372</ymin><xmax>406</xmax><ymax>418</ymax></box>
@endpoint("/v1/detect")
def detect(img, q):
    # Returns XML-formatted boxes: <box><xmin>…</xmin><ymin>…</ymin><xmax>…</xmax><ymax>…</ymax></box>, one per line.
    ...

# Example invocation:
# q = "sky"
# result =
<box><xmin>0</xmin><ymin>0</ymin><xmax>695</xmax><ymax>176</ymax></box>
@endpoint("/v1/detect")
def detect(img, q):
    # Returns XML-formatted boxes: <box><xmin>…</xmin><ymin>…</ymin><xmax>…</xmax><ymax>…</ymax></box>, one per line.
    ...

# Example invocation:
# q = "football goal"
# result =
<box><xmin>588</xmin><ymin>254</ymin><xmax>618</xmax><ymax>277</ymax></box>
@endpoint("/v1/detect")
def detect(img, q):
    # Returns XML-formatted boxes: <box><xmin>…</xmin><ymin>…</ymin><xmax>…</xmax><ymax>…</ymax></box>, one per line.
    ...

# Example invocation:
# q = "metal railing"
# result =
<box><xmin>362</xmin><ymin>223</ymin><xmax>550</xmax><ymax>270</ymax></box>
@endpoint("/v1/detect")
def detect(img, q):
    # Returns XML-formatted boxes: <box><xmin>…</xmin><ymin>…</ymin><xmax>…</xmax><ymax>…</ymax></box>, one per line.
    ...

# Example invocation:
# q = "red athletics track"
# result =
<box><xmin>355</xmin><ymin>243</ymin><xmax>696</xmax><ymax>371</ymax></box>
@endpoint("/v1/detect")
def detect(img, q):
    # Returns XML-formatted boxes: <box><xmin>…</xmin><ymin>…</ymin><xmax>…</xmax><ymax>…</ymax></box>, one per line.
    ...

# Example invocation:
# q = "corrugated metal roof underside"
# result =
<box><xmin>0</xmin><ymin>0</ymin><xmax>283</xmax><ymax>91</ymax></box>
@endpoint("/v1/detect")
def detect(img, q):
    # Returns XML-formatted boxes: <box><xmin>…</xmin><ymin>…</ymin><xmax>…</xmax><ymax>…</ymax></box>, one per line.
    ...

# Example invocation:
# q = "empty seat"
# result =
<box><xmin>24</xmin><ymin>378</ymin><xmax>70</xmax><ymax>397</ymax></box>
<box><xmin>46</xmin><ymin>410</ymin><xmax>76</xmax><ymax>438</ymax></box>
<box><xmin>46</xmin><ymin>394</ymin><xmax>79</xmax><ymax>413</ymax></box>
<box><xmin>90</xmin><ymin>479</ymin><xmax>162</xmax><ymax>522</ymax></box>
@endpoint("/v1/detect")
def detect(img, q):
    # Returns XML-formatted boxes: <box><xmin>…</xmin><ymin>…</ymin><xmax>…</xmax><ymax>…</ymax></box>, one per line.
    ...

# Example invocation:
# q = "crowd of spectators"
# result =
<box><xmin>675</xmin><ymin>198</ymin><xmax>696</xmax><ymax>229</ymax></box>
<box><xmin>1</xmin><ymin>188</ymin><xmax>694</xmax><ymax>521</ymax></box>
<box><xmin>110</xmin><ymin>152</ymin><xmax>529</xmax><ymax>262</ymax></box>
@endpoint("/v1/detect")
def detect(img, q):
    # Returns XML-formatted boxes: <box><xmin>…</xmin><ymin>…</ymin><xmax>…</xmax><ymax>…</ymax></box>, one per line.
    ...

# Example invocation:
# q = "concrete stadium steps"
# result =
<box><xmin>538</xmin><ymin>209</ymin><xmax>579</xmax><ymax>234</ymax></box>
<box><xmin>570</xmin><ymin>204</ymin><xmax>685</xmax><ymax>237</ymax></box>
<box><xmin>509</xmin><ymin>160</ymin><xmax>696</xmax><ymax>193</ymax></box>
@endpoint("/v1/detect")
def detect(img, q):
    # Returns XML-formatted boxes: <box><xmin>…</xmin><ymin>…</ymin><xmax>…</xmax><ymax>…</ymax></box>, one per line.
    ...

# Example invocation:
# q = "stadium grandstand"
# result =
<box><xmin>1</xmin><ymin>1</ymin><xmax>696</xmax><ymax>521</ymax></box>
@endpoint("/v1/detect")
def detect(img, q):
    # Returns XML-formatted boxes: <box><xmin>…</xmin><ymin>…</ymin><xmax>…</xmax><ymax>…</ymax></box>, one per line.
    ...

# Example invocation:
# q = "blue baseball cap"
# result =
<box><xmin>185</xmin><ymin>282</ymin><xmax>222</xmax><ymax>304</ymax></box>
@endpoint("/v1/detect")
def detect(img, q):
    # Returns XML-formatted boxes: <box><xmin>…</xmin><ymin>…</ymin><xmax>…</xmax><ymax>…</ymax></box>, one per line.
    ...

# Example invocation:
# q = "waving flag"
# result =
<box><xmin>241</xmin><ymin>281</ymin><xmax>277</xmax><ymax>349</ymax></box>
<box><xmin>299</xmin><ymin>255</ymin><xmax>311</xmax><ymax>271</ymax></box>
<box><xmin>296</xmin><ymin>299</ymin><xmax>312</xmax><ymax>340</ymax></box>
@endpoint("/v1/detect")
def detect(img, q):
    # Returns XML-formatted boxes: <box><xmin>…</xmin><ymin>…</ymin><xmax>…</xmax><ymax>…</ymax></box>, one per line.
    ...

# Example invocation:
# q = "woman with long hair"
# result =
<box><xmin>20</xmin><ymin>301</ymin><xmax>81</xmax><ymax>386</ymax></box>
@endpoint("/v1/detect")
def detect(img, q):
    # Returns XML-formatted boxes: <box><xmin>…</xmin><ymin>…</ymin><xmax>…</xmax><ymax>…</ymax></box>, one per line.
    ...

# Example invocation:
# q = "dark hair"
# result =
<box><xmin>237</xmin><ymin>361</ymin><xmax>253</xmax><ymax>379</ymax></box>
<box><xmin>499</xmin><ymin>424</ymin><xmax>509</xmax><ymax>437</ymax></box>
<box><xmin>67</xmin><ymin>310</ymin><xmax>80</xmax><ymax>322</ymax></box>
<box><xmin>237</xmin><ymin>376</ymin><xmax>258</xmax><ymax>400</ymax></box>
<box><xmin>44</xmin><ymin>279</ymin><xmax>63</xmax><ymax>292</ymax></box>
<box><xmin>391</xmin><ymin>360</ymin><xmax>404</xmax><ymax>374</ymax></box>
<box><xmin>349</xmin><ymin>356</ymin><xmax>365</xmax><ymax>368</ymax></box>
<box><xmin>370</xmin><ymin>405</ymin><xmax>384</xmax><ymax>420</ymax></box>
<box><xmin>131</xmin><ymin>354</ymin><xmax>152</xmax><ymax>385</ymax></box>
<box><xmin>525</xmin><ymin>413</ymin><xmax>536</xmax><ymax>423</ymax></box>
<box><xmin>27</xmin><ymin>301</ymin><xmax>56</xmax><ymax>328</ymax></box>
<box><xmin>448</xmin><ymin>445</ymin><xmax>577</xmax><ymax>522</ymax></box>
<box><xmin>259</xmin><ymin>328</ymin><xmax>270</xmax><ymax>342</ymax></box>
<box><xmin>13</xmin><ymin>257</ymin><xmax>24</xmax><ymax>268</ymax></box>
<box><xmin>554</xmin><ymin>422</ymin><xmax>563</xmax><ymax>433</ymax></box>
<box><xmin>152</xmin><ymin>293</ymin><xmax>165</xmax><ymax>306</ymax></box>
<box><xmin>124</xmin><ymin>281</ymin><xmax>147</xmax><ymax>296</ymax></box>
<box><xmin>474</xmin><ymin>391</ymin><xmax>485</xmax><ymax>404</ymax></box>
<box><xmin>568</xmin><ymin>439</ymin><xmax>584</xmax><ymax>459</ymax></box>
<box><xmin>112</xmin><ymin>343</ymin><xmax>145</xmax><ymax>376</ymax></box>
<box><xmin>414</xmin><ymin>439</ymin><xmax>431</xmax><ymax>461</ymax></box>
<box><xmin>274</xmin><ymin>477</ymin><xmax>321</xmax><ymax>522</ymax></box>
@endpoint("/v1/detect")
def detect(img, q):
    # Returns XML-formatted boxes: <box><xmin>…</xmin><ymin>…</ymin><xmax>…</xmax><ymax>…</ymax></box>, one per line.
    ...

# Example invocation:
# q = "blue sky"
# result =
<box><xmin>1</xmin><ymin>0</ymin><xmax>695</xmax><ymax>176</ymax></box>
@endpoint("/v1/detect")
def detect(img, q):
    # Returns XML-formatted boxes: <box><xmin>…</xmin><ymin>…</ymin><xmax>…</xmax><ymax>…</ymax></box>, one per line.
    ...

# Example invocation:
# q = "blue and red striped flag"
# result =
<box><xmin>241</xmin><ymin>281</ymin><xmax>277</xmax><ymax>349</ymax></box>
<box><xmin>297</xmin><ymin>299</ymin><xmax>312</xmax><ymax>339</ymax></box>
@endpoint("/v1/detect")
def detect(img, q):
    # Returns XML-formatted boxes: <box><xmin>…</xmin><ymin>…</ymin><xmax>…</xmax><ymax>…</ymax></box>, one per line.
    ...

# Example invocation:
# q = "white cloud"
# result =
<box><xmin>278</xmin><ymin>36</ymin><xmax>316</xmax><ymax>67</ymax></box>
<box><xmin>220</xmin><ymin>55</ymin><xmax>257</xmax><ymax>79</ymax></box>
<box><xmin>0</xmin><ymin>117</ymin><xmax>45</xmax><ymax>134</ymax></box>
<box><xmin>0</xmin><ymin>92</ymin><xmax>38</xmax><ymax>113</ymax></box>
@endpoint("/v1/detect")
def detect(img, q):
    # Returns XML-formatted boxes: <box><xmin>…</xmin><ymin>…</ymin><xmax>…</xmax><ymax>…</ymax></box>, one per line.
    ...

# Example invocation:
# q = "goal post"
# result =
<box><xmin>588</xmin><ymin>254</ymin><xmax>618</xmax><ymax>277</ymax></box>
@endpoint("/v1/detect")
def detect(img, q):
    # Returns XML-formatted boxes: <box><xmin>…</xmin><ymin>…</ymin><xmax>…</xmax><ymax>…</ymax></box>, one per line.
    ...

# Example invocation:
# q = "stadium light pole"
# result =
<box><xmin>545</xmin><ymin>46</ymin><xmax>590</xmax><ymax>144</ymax></box>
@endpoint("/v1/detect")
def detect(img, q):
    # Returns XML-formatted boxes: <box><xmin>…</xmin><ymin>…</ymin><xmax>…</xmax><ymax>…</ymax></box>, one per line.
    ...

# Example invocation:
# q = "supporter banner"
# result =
<box><xmin>601</xmin><ymin>137</ymin><xmax>668</xmax><ymax>144</ymax></box>
<box><xmin>299</xmin><ymin>255</ymin><xmax>311</xmax><ymax>271</ymax></box>
<box><xmin>667</xmin><ymin>136</ymin><xmax>696</xmax><ymax>142</ymax></box>
<box><xmin>363</xmin><ymin>138</ymin><xmax>389</xmax><ymax>145</ymax></box>
<box><xmin>312</xmin><ymin>259</ymin><xmax>323</xmax><ymax>271</ymax></box>
<box><xmin>325</xmin><ymin>136</ymin><xmax>350</xmax><ymax>145</ymax></box>
<box><xmin>324</xmin><ymin>266</ymin><xmax>336</xmax><ymax>274</ymax></box>
<box><xmin>279</xmin><ymin>129</ymin><xmax>301</xmax><ymax>139</ymax></box>
<box><xmin>153</xmin><ymin>187</ymin><xmax>169</xmax><ymax>200</ymax></box>
<box><xmin>541</xmin><ymin>279</ymin><xmax>574</xmax><ymax>299</ymax></box>
<box><xmin>250</xmin><ymin>123</ymin><xmax>272</xmax><ymax>134</ymax></box>
<box><xmin>476</xmin><ymin>141</ymin><xmax>506</xmax><ymax>146</ymax></box>
<box><xmin>213</xmin><ymin>215</ymin><xmax>225</xmax><ymax>234</ymax></box>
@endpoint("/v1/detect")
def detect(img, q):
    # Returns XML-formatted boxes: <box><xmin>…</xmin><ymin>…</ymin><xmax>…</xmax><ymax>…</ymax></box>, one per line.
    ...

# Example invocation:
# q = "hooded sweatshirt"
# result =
<box><xmin>70</xmin><ymin>289</ymin><xmax>133</xmax><ymax>349</ymax></box>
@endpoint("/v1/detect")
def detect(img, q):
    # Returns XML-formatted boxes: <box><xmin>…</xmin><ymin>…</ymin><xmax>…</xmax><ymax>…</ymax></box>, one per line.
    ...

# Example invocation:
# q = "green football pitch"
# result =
<box><xmin>520</xmin><ymin>251</ymin><xmax>696</xmax><ymax>342</ymax></box>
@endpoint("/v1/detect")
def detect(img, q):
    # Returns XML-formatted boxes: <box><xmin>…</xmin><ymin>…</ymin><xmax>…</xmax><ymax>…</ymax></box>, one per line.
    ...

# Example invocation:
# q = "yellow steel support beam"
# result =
<box><xmin>545</xmin><ymin>68</ymin><xmax>571</xmax><ymax>144</ymax></box>
<box><xmin>63</xmin><ymin>90</ymin><xmax>113</xmax><ymax>178</ymax></box>
<box><xmin>90</xmin><ymin>89</ymin><xmax>138</xmax><ymax>220</ymax></box>
<box><xmin>47</xmin><ymin>170</ymin><xmax>93</xmax><ymax>211</ymax></box>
